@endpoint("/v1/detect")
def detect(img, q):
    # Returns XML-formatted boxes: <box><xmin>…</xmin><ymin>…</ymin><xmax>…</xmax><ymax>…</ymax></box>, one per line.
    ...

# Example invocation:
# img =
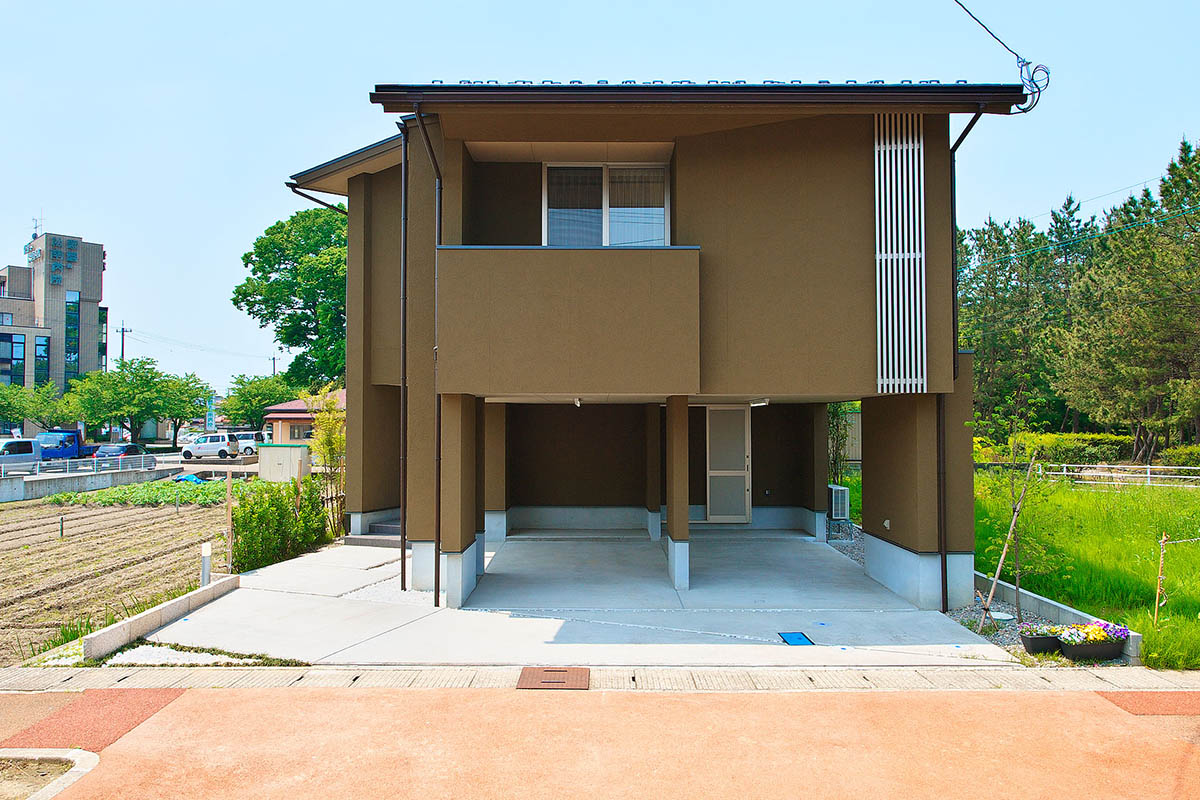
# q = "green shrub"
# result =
<box><xmin>1010</xmin><ymin>432</ymin><xmax>1134</xmax><ymax>464</ymax></box>
<box><xmin>231</xmin><ymin>476</ymin><xmax>329</xmax><ymax>572</ymax></box>
<box><xmin>1160</xmin><ymin>445</ymin><xmax>1200</xmax><ymax>467</ymax></box>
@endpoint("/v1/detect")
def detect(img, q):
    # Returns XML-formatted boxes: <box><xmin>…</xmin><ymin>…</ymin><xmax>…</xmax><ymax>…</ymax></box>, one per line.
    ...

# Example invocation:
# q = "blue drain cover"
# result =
<box><xmin>778</xmin><ymin>631</ymin><xmax>814</xmax><ymax>646</ymax></box>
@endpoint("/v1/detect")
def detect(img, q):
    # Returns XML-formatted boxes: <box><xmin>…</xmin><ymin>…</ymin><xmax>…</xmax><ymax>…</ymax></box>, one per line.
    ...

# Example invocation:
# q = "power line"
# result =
<box><xmin>952</xmin><ymin>0</ymin><xmax>1050</xmax><ymax>113</ymax></box>
<box><xmin>126</xmin><ymin>331</ymin><xmax>278</xmax><ymax>361</ymax></box>
<box><xmin>1029</xmin><ymin>176</ymin><xmax>1162</xmax><ymax>220</ymax></box>
<box><xmin>952</xmin><ymin>0</ymin><xmax>1021</xmax><ymax>59</ymax></box>
<box><xmin>970</xmin><ymin>202</ymin><xmax>1200</xmax><ymax>268</ymax></box>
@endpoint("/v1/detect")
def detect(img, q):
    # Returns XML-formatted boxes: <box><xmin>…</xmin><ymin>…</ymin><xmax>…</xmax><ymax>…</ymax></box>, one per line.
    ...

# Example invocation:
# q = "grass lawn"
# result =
<box><xmin>974</xmin><ymin>470</ymin><xmax>1200</xmax><ymax>669</ymax></box>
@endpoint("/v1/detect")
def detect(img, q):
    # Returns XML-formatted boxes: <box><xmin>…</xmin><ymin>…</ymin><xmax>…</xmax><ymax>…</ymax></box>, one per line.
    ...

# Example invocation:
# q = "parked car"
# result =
<box><xmin>35</xmin><ymin>429</ymin><xmax>99</xmax><ymax>460</ymax></box>
<box><xmin>0</xmin><ymin>439</ymin><xmax>41</xmax><ymax>473</ymax></box>
<box><xmin>181</xmin><ymin>433</ymin><xmax>239</xmax><ymax>460</ymax></box>
<box><xmin>92</xmin><ymin>443</ymin><xmax>156</xmax><ymax>471</ymax></box>
<box><xmin>233</xmin><ymin>431</ymin><xmax>266</xmax><ymax>455</ymax></box>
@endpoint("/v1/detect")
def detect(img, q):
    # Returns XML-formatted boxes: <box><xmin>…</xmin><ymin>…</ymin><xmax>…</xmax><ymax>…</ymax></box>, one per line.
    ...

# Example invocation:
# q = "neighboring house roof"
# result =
<box><xmin>293</xmin><ymin>80</ymin><xmax>1026</xmax><ymax>194</ymax></box>
<box><xmin>263</xmin><ymin>390</ymin><xmax>346</xmax><ymax>422</ymax></box>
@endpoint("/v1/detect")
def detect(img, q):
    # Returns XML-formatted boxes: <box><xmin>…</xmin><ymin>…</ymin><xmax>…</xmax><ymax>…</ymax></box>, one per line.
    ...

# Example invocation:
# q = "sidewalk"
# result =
<box><xmin>3</xmin><ymin>664</ymin><xmax>1199</xmax><ymax>692</ymax></box>
<box><xmin>1</xmin><ymin>684</ymin><xmax>1198</xmax><ymax>799</ymax></box>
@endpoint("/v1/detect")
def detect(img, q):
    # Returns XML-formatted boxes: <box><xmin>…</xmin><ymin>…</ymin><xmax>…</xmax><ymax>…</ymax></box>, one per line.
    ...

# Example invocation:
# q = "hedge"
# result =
<box><xmin>979</xmin><ymin>432</ymin><xmax>1136</xmax><ymax>464</ymax></box>
<box><xmin>231</xmin><ymin>476</ymin><xmax>331</xmax><ymax>572</ymax></box>
<box><xmin>1159</xmin><ymin>445</ymin><xmax>1200</xmax><ymax>467</ymax></box>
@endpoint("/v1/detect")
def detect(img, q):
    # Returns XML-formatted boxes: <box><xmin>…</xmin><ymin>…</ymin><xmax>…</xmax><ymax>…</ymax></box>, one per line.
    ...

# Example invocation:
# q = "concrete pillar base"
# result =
<box><xmin>347</xmin><ymin>507</ymin><xmax>402</xmax><ymax>536</ymax></box>
<box><xmin>646</xmin><ymin>510</ymin><xmax>661</xmax><ymax>541</ymax></box>
<box><xmin>475</xmin><ymin>532</ymin><xmax>486</xmax><ymax>576</ymax></box>
<box><xmin>444</xmin><ymin>542</ymin><xmax>478</xmax><ymax>609</ymax></box>
<box><xmin>799</xmin><ymin>507</ymin><xmax>828</xmax><ymax>542</ymax></box>
<box><xmin>485</xmin><ymin>510</ymin><xmax>508</xmax><ymax>542</ymax></box>
<box><xmin>411</xmin><ymin>541</ymin><xmax>437</xmax><ymax>591</ymax></box>
<box><xmin>666</xmin><ymin>537</ymin><xmax>689</xmax><ymax>590</ymax></box>
<box><xmin>863</xmin><ymin>532</ymin><xmax>975</xmax><ymax>609</ymax></box>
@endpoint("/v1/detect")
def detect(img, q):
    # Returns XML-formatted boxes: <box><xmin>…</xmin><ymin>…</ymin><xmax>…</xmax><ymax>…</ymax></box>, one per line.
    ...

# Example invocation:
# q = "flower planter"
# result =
<box><xmin>1059</xmin><ymin>640</ymin><xmax>1125</xmax><ymax>662</ymax></box>
<box><xmin>1020</xmin><ymin>634</ymin><xmax>1061</xmax><ymax>655</ymax></box>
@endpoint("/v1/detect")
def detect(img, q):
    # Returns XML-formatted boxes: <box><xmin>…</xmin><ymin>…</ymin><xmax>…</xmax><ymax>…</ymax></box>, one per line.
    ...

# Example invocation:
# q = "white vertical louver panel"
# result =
<box><xmin>874</xmin><ymin>113</ymin><xmax>927</xmax><ymax>394</ymax></box>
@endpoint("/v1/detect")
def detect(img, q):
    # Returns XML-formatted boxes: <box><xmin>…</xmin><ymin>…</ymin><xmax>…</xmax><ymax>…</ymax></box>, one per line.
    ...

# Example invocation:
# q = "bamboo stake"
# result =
<box><xmin>225</xmin><ymin>469</ymin><xmax>234</xmax><ymax>573</ymax></box>
<box><xmin>295</xmin><ymin>456</ymin><xmax>303</xmax><ymax>512</ymax></box>
<box><xmin>979</xmin><ymin>457</ymin><xmax>1037</xmax><ymax>633</ymax></box>
<box><xmin>1154</xmin><ymin>532</ymin><xmax>1168</xmax><ymax>628</ymax></box>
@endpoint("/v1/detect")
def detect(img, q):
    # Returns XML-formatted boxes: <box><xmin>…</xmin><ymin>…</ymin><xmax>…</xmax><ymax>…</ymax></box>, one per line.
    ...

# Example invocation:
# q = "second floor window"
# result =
<box><xmin>544</xmin><ymin>164</ymin><xmax>668</xmax><ymax>247</ymax></box>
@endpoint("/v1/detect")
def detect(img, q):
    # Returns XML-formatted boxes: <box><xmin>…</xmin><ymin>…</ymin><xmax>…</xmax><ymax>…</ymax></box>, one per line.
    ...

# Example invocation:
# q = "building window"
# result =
<box><xmin>0</xmin><ymin>333</ymin><xmax>25</xmax><ymax>386</ymax></box>
<box><xmin>34</xmin><ymin>336</ymin><xmax>49</xmax><ymax>385</ymax></box>
<box><xmin>98</xmin><ymin>306</ymin><xmax>108</xmax><ymax>371</ymax></box>
<box><xmin>0</xmin><ymin>313</ymin><xmax>12</xmax><ymax>326</ymax></box>
<box><xmin>289</xmin><ymin>423</ymin><xmax>313</xmax><ymax>440</ymax></box>
<box><xmin>64</xmin><ymin>290</ymin><xmax>79</xmax><ymax>389</ymax></box>
<box><xmin>543</xmin><ymin>164</ymin><xmax>668</xmax><ymax>247</ymax></box>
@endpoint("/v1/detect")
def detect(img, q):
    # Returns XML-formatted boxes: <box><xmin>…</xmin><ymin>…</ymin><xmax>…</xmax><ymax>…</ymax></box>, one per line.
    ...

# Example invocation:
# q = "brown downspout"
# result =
<box><xmin>413</xmin><ymin>105</ymin><xmax>443</xmax><ymax>607</ymax></box>
<box><xmin>396</xmin><ymin>120</ymin><xmax>409</xmax><ymax>590</ymax></box>
<box><xmin>939</xmin><ymin>106</ymin><xmax>984</xmax><ymax>612</ymax></box>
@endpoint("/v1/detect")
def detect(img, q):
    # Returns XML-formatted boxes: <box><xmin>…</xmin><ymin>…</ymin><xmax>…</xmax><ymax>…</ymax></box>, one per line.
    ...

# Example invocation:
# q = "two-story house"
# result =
<box><xmin>290</xmin><ymin>81</ymin><xmax>1025</xmax><ymax>610</ymax></box>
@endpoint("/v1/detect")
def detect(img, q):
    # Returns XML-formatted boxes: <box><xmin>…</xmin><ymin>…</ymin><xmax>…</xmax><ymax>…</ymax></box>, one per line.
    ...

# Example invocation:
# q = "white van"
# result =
<box><xmin>234</xmin><ymin>431</ymin><xmax>266</xmax><ymax>455</ymax></box>
<box><xmin>181</xmin><ymin>433</ymin><xmax>239</xmax><ymax>460</ymax></box>
<box><xmin>0</xmin><ymin>439</ymin><xmax>42</xmax><ymax>474</ymax></box>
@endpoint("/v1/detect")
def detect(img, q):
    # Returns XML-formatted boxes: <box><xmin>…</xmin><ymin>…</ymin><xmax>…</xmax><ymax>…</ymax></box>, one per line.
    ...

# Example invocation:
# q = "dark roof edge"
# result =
<box><xmin>370</xmin><ymin>82</ymin><xmax>1026</xmax><ymax>109</ymax></box>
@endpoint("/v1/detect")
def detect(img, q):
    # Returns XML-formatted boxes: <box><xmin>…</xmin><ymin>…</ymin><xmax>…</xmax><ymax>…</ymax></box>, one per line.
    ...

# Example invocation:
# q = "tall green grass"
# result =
<box><xmin>974</xmin><ymin>470</ymin><xmax>1200</xmax><ymax>669</ymax></box>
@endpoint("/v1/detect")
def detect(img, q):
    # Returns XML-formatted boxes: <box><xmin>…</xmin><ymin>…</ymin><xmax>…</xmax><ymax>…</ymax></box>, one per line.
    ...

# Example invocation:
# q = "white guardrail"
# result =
<box><xmin>1041</xmin><ymin>463</ymin><xmax>1200</xmax><ymax>488</ymax></box>
<box><xmin>0</xmin><ymin>453</ymin><xmax>160</xmax><ymax>478</ymax></box>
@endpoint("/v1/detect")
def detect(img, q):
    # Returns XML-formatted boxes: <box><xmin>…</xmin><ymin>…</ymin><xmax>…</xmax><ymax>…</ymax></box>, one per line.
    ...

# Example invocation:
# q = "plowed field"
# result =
<box><xmin>0</xmin><ymin>499</ymin><xmax>229</xmax><ymax>664</ymax></box>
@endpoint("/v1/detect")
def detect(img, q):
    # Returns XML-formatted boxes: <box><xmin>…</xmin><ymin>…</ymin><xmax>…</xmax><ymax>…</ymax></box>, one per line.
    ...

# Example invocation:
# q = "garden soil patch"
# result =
<box><xmin>0</xmin><ymin>499</ymin><xmax>230</xmax><ymax>664</ymax></box>
<box><xmin>0</xmin><ymin>757</ymin><xmax>70</xmax><ymax>800</ymax></box>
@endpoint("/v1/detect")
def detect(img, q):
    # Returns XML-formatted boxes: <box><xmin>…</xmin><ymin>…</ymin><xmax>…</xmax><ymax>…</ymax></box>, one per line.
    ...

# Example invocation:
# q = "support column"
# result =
<box><xmin>861</xmin><ymin>374</ymin><xmax>974</xmax><ymax>609</ymax></box>
<box><xmin>474</xmin><ymin>397</ymin><xmax>486</xmax><ymax>577</ymax></box>
<box><xmin>665</xmin><ymin>395</ymin><xmax>689</xmax><ymax>589</ymax></box>
<box><xmin>439</xmin><ymin>393</ymin><xmax>477</xmax><ymax>608</ymax></box>
<box><xmin>645</xmin><ymin>404</ymin><xmax>662</xmax><ymax>540</ymax></box>
<box><xmin>798</xmin><ymin>404</ymin><xmax>829</xmax><ymax>541</ymax></box>
<box><xmin>483</xmin><ymin>403</ymin><xmax>508</xmax><ymax>541</ymax></box>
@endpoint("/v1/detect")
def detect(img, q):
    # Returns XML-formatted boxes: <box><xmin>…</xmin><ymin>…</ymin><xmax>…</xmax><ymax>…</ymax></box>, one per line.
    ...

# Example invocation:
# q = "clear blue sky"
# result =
<box><xmin>2</xmin><ymin>1</ymin><xmax>1196</xmax><ymax>393</ymax></box>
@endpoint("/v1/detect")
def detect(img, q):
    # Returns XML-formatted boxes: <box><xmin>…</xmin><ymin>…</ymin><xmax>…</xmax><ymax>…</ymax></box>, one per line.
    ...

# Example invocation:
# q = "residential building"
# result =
<box><xmin>264</xmin><ymin>390</ymin><xmax>346</xmax><ymax>444</ymax></box>
<box><xmin>0</xmin><ymin>233</ymin><xmax>107</xmax><ymax>418</ymax></box>
<box><xmin>290</xmin><ymin>80</ymin><xmax>1025</xmax><ymax>609</ymax></box>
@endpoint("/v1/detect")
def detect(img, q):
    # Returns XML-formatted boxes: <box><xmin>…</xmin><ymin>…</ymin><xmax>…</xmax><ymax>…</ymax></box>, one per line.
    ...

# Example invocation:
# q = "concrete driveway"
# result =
<box><xmin>149</xmin><ymin>534</ymin><xmax>1010</xmax><ymax>667</ymax></box>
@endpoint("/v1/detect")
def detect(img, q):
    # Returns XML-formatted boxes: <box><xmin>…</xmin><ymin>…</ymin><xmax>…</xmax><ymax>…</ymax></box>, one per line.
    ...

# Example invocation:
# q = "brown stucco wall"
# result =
<box><xmin>439</xmin><ymin>393</ymin><xmax>476</xmax><ymax>553</ymax></box>
<box><xmin>506</xmin><ymin>404</ymin><xmax>647</xmax><ymax>507</ymax></box>
<box><xmin>861</xmin><ymin>392</ymin><xmax>936</xmax><ymax>552</ymax></box>
<box><xmin>645</xmin><ymin>405</ymin><xmax>660</xmax><ymax>513</ymax></box>
<box><xmin>467</xmin><ymin>162</ymin><xmax>542</xmax><ymax>245</ymax></box>
<box><xmin>665</xmin><ymin>396</ymin><xmax>689</xmax><ymax>541</ymax></box>
<box><xmin>750</xmin><ymin>404</ymin><xmax>829</xmax><ymax>510</ymax></box>
<box><xmin>436</xmin><ymin>247</ymin><xmax>700</xmax><ymax>396</ymax></box>
<box><xmin>672</xmin><ymin>114</ymin><xmax>954</xmax><ymax>397</ymax></box>
<box><xmin>946</xmin><ymin>354</ymin><xmax>975</xmax><ymax>552</ymax></box>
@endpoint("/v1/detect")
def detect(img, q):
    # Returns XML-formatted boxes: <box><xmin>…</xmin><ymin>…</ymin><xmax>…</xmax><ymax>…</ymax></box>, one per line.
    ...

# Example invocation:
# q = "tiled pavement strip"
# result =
<box><xmin>3</xmin><ymin>665</ymin><xmax>1200</xmax><ymax>692</ymax></box>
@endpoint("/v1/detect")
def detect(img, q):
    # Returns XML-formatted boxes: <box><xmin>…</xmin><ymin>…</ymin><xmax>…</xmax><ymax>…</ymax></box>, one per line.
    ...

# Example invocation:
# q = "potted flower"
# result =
<box><xmin>1019</xmin><ymin>622</ymin><xmax>1062</xmax><ymax>654</ymax></box>
<box><xmin>1057</xmin><ymin>622</ymin><xmax>1129</xmax><ymax>661</ymax></box>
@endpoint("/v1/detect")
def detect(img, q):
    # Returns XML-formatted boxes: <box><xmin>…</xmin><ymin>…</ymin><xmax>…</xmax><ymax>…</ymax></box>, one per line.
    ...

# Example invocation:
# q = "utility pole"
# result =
<box><xmin>271</xmin><ymin>356</ymin><xmax>276</xmax><ymax>376</ymax></box>
<box><xmin>117</xmin><ymin>321</ymin><xmax>133</xmax><ymax>361</ymax></box>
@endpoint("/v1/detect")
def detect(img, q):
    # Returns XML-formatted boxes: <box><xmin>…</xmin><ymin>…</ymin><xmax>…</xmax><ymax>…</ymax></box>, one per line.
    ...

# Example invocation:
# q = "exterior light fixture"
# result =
<box><xmin>749</xmin><ymin>398</ymin><xmax>769</xmax><ymax>407</ymax></box>
<box><xmin>574</xmin><ymin>398</ymin><xmax>581</xmax><ymax>407</ymax></box>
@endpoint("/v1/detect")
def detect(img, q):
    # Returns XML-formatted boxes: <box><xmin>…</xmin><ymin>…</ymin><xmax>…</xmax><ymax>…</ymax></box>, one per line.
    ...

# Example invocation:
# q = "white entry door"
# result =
<box><xmin>706</xmin><ymin>405</ymin><xmax>751</xmax><ymax>523</ymax></box>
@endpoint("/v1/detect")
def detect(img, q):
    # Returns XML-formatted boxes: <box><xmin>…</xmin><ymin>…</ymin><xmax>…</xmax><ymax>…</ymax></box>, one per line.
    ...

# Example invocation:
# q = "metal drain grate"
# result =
<box><xmin>516</xmin><ymin>667</ymin><xmax>590</xmax><ymax>690</ymax></box>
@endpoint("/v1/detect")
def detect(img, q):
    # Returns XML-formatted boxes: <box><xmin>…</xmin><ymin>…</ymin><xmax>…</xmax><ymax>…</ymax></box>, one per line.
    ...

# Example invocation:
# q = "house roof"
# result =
<box><xmin>263</xmin><ymin>390</ymin><xmax>345</xmax><ymax>421</ymax></box>
<box><xmin>293</xmin><ymin>80</ymin><xmax>1025</xmax><ymax>194</ymax></box>
<box><xmin>369</xmin><ymin>80</ymin><xmax>1026</xmax><ymax>110</ymax></box>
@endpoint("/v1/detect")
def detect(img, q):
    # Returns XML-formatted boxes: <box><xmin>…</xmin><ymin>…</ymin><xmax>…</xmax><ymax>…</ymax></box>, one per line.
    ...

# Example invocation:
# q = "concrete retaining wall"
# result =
<box><xmin>4</xmin><ymin>466</ymin><xmax>183</xmax><ymax>502</ymax></box>
<box><xmin>974</xmin><ymin>571</ymin><xmax>1142</xmax><ymax>664</ymax></box>
<box><xmin>82</xmin><ymin>575</ymin><xmax>240</xmax><ymax>660</ymax></box>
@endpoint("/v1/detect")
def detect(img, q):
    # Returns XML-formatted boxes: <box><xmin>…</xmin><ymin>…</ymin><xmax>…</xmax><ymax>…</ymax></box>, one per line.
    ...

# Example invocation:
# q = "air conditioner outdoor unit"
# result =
<box><xmin>827</xmin><ymin>484</ymin><xmax>850</xmax><ymax>521</ymax></box>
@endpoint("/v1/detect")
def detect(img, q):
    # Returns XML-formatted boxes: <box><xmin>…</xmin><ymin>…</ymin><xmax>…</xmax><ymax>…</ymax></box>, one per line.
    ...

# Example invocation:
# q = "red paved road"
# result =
<box><xmin>2</xmin><ymin>688</ymin><xmax>1197</xmax><ymax>799</ymax></box>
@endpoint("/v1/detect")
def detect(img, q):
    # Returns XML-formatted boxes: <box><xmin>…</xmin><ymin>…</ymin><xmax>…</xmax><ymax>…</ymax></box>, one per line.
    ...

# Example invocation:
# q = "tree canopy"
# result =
<box><xmin>158</xmin><ymin>373</ymin><xmax>214</xmax><ymax>447</ymax></box>
<box><xmin>232</xmin><ymin>207</ymin><xmax>347</xmax><ymax>388</ymax></box>
<box><xmin>69</xmin><ymin>358</ymin><xmax>169</xmax><ymax>438</ymax></box>
<box><xmin>220</xmin><ymin>374</ymin><xmax>296</xmax><ymax>431</ymax></box>
<box><xmin>959</xmin><ymin>138</ymin><xmax>1200</xmax><ymax>461</ymax></box>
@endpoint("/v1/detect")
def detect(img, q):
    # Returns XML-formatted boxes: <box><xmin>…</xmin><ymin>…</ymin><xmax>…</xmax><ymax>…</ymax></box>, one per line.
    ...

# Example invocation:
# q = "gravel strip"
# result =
<box><xmin>105</xmin><ymin>644</ymin><xmax>256</xmax><ymax>666</ymax></box>
<box><xmin>344</xmin><ymin>575</ymin><xmax>437</xmax><ymax>606</ymax></box>
<box><xmin>827</xmin><ymin>522</ymin><xmax>864</xmax><ymax>567</ymax></box>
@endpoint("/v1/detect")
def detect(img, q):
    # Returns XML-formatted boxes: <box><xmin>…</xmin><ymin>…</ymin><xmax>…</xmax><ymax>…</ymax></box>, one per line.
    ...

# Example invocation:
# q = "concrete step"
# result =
<box><xmin>367</xmin><ymin>520</ymin><xmax>402</xmax><ymax>535</ymax></box>
<box><xmin>344</xmin><ymin>533</ymin><xmax>406</xmax><ymax>549</ymax></box>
